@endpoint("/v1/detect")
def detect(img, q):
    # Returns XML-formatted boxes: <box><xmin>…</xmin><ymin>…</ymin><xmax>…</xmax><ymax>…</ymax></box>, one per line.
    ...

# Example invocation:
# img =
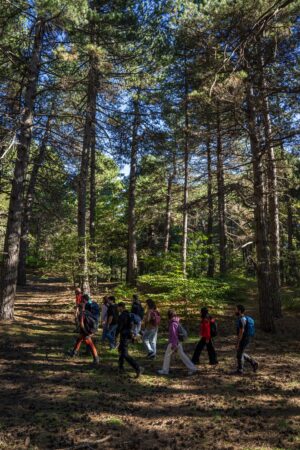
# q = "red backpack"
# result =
<box><xmin>150</xmin><ymin>310</ymin><xmax>161</xmax><ymax>327</ymax></box>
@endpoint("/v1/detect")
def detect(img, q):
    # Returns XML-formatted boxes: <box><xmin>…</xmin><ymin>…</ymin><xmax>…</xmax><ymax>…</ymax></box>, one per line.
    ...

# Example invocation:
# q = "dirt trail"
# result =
<box><xmin>0</xmin><ymin>281</ymin><xmax>299</xmax><ymax>450</ymax></box>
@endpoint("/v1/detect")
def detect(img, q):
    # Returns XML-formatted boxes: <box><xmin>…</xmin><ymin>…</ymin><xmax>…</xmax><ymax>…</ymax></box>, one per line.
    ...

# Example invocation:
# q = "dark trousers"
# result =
<box><xmin>119</xmin><ymin>336</ymin><xmax>139</xmax><ymax>372</ymax></box>
<box><xmin>192</xmin><ymin>337</ymin><xmax>217</xmax><ymax>364</ymax></box>
<box><xmin>237</xmin><ymin>338</ymin><xmax>256</xmax><ymax>372</ymax></box>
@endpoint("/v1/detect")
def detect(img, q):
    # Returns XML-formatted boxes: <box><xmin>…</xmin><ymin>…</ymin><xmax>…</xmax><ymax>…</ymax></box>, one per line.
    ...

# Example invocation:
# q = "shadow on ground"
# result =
<box><xmin>0</xmin><ymin>281</ymin><xmax>299</xmax><ymax>450</ymax></box>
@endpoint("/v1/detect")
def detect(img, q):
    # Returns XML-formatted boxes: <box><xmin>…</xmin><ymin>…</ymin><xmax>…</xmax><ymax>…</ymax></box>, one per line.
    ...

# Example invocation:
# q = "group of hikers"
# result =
<box><xmin>69</xmin><ymin>288</ymin><xmax>258</xmax><ymax>378</ymax></box>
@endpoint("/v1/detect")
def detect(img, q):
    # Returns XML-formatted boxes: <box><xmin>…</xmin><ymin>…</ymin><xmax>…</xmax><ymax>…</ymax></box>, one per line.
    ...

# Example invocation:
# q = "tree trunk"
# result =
<box><xmin>17</xmin><ymin>112</ymin><xmax>52</xmax><ymax>286</ymax></box>
<box><xmin>258</xmin><ymin>53</ymin><xmax>281</xmax><ymax>317</ymax></box>
<box><xmin>246</xmin><ymin>83</ymin><xmax>275</xmax><ymax>332</ymax></box>
<box><xmin>182</xmin><ymin>58</ymin><xmax>189</xmax><ymax>277</ymax></box>
<box><xmin>206</xmin><ymin>134</ymin><xmax>215</xmax><ymax>277</ymax></box>
<box><xmin>78</xmin><ymin>54</ymin><xmax>97</xmax><ymax>293</ymax></box>
<box><xmin>163</xmin><ymin>165</ymin><xmax>175</xmax><ymax>254</ymax></box>
<box><xmin>0</xmin><ymin>18</ymin><xmax>44</xmax><ymax>320</ymax></box>
<box><xmin>216</xmin><ymin>105</ymin><xmax>227</xmax><ymax>275</ymax></box>
<box><xmin>126</xmin><ymin>98</ymin><xmax>140</xmax><ymax>286</ymax></box>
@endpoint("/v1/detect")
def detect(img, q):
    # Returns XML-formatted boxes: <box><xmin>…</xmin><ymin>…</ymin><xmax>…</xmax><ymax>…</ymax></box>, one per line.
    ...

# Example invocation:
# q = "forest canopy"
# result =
<box><xmin>0</xmin><ymin>0</ymin><xmax>299</xmax><ymax>332</ymax></box>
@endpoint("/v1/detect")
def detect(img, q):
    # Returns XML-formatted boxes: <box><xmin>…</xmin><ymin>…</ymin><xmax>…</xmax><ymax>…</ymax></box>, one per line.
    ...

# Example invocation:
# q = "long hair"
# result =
<box><xmin>146</xmin><ymin>298</ymin><xmax>156</xmax><ymax>310</ymax></box>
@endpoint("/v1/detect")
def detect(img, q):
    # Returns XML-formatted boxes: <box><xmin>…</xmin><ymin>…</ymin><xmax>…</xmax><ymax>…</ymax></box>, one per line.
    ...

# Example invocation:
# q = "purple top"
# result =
<box><xmin>169</xmin><ymin>316</ymin><xmax>180</xmax><ymax>347</ymax></box>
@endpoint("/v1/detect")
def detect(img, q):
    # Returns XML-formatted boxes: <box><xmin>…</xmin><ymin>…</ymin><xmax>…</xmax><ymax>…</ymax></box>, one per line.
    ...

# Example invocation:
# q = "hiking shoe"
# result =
<box><xmin>158</xmin><ymin>369</ymin><xmax>169</xmax><ymax>375</ymax></box>
<box><xmin>188</xmin><ymin>369</ymin><xmax>198</xmax><ymax>376</ymax></box>
<box><xmin>68</xmin><ymin>349</ymin><xmax>78</xmax><ymax>358</ymax></box>
<box><xmin>93</xmin><ymin>356</ymin><xmax>100</xmax><ymax>366</ymax></box>
<box><xmin>253</xmin><ymin>362</ymin><xmax>259</xmax><ymax>373</ymax></box>
<box><xmin>135</xmin><ymin>367</ymin><xmax>144</xmax><ymax>378</ymax></box>
<box><xmin>118</xmin><ymin>367</ymin><xmax>125</xmax><ymax>375</ymax></box>
<box><xmin>147</xmin><ymin>353</ymin><xmax>156</xmax><ymax>360</ymax></box>
<box><xmin>209</xmin><ymin>361</ymin><xmax>219</xmax><ymax>366</ymax></box>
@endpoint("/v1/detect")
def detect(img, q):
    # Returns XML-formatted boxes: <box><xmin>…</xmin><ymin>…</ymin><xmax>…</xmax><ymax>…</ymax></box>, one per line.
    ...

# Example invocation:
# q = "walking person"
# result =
<box><xmin>232</xmin><ymin>304</ymin><xmax>258</xmax><ymax>375</ymax></box>
<box><xmin>69</xmin><ymin>294</ymin><xmax>100</xmax><ymax>366</ymax></box>
<box><xmin>143</xmin><ymin>299</ymin><xmax>160</xmax><ymax>359</ymax></box>
<box><xmin>103</xmin><ymin>296</ymin><xmax>119</xmax><ymax>349</ymax></box>
<box><xmin>116</xmin><ymin>302</ymin><xmax>144</xmax><ymax>378</ymax></box>
<box><xmin>192</xmin><ymin>307</ymin><xmax>218</xmax><ymax>366</ymax></box>
<box><xmin>131</xmin><ymin>294</ymin><xmax>144</xmax><ymax>338</ymax></box>
<box><xmin>158</xmin><ymin>309</ymin><xmax>198</xmax><ymax>376</ymax></box>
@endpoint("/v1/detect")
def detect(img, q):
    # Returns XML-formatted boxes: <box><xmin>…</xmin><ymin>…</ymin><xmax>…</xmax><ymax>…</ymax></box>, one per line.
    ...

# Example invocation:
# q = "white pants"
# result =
<box><xmin>162</xmin><ymin>343</ymin><xmax>197</xmax><ymax>373</ymax></box>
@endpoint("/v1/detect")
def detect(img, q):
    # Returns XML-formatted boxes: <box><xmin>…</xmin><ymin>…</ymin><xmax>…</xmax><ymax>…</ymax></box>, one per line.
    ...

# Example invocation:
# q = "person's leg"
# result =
<box><xmin>123</xmin><ymin>338</ymin><xmax>140</xmax><ymax>371</ymax></box>
<box><xmin>74</xmin><ymin>335</ymin><xmax>84</xmax><ymax>353</ymax></box>
<box><xmin>118</xmin><ymin>337</ymin><xmax>126</xmax><ymax>371</ymax></box>
<box><xmin>243</xmin><ymin>341</ymin><xmax>257</xmax><ymax>371</ymax></box>
<box><xmin>178</xmin><ymin>344</ymin><xmax>197</xmax><ymax>371</ymax></box>
<box><xmin>192</xmin><ymin>338</ymin><xmax>206</xmax><ymax>364</ymax></box>
<box><xmin>84</xmin><ymin>336</ymin><xmax>99</xmax><ymax>361</ymax></box>
<box><xmin>143</xmin><ymin>329</ymin><xmax>153</xmax><ymax>354</ymax></box>
<box><xmin>207</xmin><ymin>339</ymin><xmax>218</xmax><ymax>364</ymax></box>
<box><xmin>160</xmin><ymin>343</ymin><xmax>173</xmax><ymax>374</ymax></box>
<box><xmin>107</xmin><ymin>324</ymin><xmax>117</xmax><ymax>349</ymax></box>
<box><xmin>101</xmin><ymin>323</ymin><xmax>107</xmax><ymax>342</ymax></box>
<box><xmin>236</xmin><ymin>339</ymin><xmax>248</xmax><ymax>373</ymax></box>
<box><xmin>151</xmin><ymin>328</ymin><xmax>158</xmax><ymax>356</ymax></box>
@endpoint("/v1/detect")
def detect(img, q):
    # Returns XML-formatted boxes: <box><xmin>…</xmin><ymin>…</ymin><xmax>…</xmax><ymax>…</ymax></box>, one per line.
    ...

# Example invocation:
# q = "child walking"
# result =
<box><xmin>158</xmin><ymin>309</ymin><xmax>198</xmax><ymax>376</ymax></box>
<box><xmin>192</xmin><ymin>307</ymin><xmax>218</xmax><ymax>366</ymax></box>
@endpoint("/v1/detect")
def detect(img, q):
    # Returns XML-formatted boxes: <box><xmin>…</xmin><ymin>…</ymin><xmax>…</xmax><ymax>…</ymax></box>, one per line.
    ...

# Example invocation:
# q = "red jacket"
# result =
<box><xmin>200</xmin><ymin>318</ymin><xmax>211</xmax><ymax>339</ymax></box>
<box><xmin>75</xmin><ymin>293</ymin><xmax>82</xmax><ymax>306</ymax></box>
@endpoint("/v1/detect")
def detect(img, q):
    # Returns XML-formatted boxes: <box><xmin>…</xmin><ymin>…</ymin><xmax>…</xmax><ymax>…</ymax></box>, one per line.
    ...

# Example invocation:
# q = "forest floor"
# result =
<box><xmin>0</xmin><ymin>280</ymin><xmax>299</xmax><ymax>450</ymax></box>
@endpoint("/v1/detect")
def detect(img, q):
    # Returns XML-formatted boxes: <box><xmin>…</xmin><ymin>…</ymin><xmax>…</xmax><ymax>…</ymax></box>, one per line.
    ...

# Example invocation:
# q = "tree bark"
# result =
<box><xmin>17</xmin><ymin>112</ymin><xmax>52</xmax><ymax>286</ymax></box>
<box><xmin>258</xmin><ymin>52</ymin><xmax>281</xmax><ymax>317</ymax></box>
<box><xmin>216</xmin><ymin>105</ymin><xmax>227</xmax><ymax>275</ymax></box>
<box><xmin>0</xmin><ymin>18</ymin><xmax>44</xmax><ymax>320</ymax></box>
<box><xmin>206</xmin><ymin>134</ymin><xmax>215</xmax><ymax>278</ymax></box>
<box><xmin>246</xmin><ymin>83</ymin><xmax>275</xmax><ymax>332</ymax></box>
<box><xmin>126</xmin><ymin>97</ymin><xmax>140</xmax><ymax>286</ymax></box>
<box><xmin>78</xmin><ymin>54</ymin><xmax>97</xmax><ymax>293</ymax></box>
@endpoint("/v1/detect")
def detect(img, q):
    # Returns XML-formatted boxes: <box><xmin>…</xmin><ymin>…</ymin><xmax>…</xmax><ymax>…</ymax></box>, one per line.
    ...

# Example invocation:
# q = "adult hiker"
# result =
<box><xmin>143</xmin><ymin>298</ymin><xmax>160</xmax><ymax>359</ymax></box>
<box><xmin>158</xmin><ymin>309</ymin><xmax>198</xmax><ymax>376</ymax></box>
<box><xmin>103</xmin><ymin>295</ymin><xmax>119</xmax><ymax>349</ymax></box>
<box><xmin>130</xmin><ymin>294</ymin><xmax>144</xmax><ymax>339</ymax></box>
<box><xmin>116</xmin><ymin>302</ymin><xmax>144</xmax><ymax>378</ymax></box>
<box><xmin>69</xmin><ymin>294</ymin><xmax>100</xmax><ymax>365</ymax></box>
<box><xmin>192</xmin><ymin>307</ymin><xmax>218</xmax><ymax>366</ymax></box>
<box><xmin>232</xmin><ymin>304</ymin><xmax>258</xmax><ymax>375</ymax></box>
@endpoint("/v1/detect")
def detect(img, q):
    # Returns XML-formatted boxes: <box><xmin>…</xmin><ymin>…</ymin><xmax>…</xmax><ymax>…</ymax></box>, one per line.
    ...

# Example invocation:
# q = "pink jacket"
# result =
<box><xmin>168</xmin><ymin>316</ymin><xmax>180</xmax><ymax>347</ymax></box>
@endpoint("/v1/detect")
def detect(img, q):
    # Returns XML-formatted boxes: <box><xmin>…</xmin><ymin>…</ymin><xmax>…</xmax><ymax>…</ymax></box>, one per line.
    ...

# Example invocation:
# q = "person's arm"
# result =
<box><xmin>170</xmin><ymin>321</ymin><xmax>179</xmax><ymax>350</ymax></box>
<box><xmin>237</xmin><ymin>318</ymin><xmax>245</xmax><ymax>348</ymax></box>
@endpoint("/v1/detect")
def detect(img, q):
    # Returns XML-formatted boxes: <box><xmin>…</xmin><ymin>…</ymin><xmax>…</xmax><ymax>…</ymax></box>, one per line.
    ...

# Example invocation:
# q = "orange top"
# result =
<box><xmin>75</xmin><ymin>293</ymin><xmax>82</xmax><ymax>306</ymax></box>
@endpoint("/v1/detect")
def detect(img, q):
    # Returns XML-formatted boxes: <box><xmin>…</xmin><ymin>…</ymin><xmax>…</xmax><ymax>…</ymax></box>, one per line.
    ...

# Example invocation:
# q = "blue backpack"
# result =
<box><xmin>245</xmin><ymin>316</ymin><xmax>255</xmax><ymax>337</ymax></box>
<box><xmin>129</xmin><ymin>313</ymin><xmax>141</xmax><ymax>325</ymax></box>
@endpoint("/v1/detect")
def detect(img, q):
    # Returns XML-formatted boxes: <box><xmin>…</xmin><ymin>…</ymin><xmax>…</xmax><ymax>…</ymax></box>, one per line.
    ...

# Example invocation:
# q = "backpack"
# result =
<box><xmin>210</xmin><ymin>318</ymin><xmax>218</xmax><ymax>338</ymax></box>
<box><xmin>82</xmin><ymin>301</ymin><xmax>100</xmax><ymax>335</ymax></box>
<box><xmin>177</xmin><ymin>322</ymin><xmax>188</xmax><ymax>342</ymax></box>
<box><xmin>129</xmin><ymin>312</ymin><xmax>141</xmax><ymax>325</ymax></box>
<box><xmin>245</xmin><ymin>316</ymin><xmax>255</xmax><ymax>337</ymax></box>
<box><xmin>150</xmin><ymin>310</ymin><xmax>161</xmax><ymax>327</ymax></box>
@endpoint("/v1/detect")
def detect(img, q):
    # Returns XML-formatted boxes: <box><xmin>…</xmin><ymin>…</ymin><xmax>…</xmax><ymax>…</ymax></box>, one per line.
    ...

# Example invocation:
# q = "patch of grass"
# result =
<box><xmin>104</xmin><ymin>416</ymin><xmax>124</xmax><ymax>426</ymax></box>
